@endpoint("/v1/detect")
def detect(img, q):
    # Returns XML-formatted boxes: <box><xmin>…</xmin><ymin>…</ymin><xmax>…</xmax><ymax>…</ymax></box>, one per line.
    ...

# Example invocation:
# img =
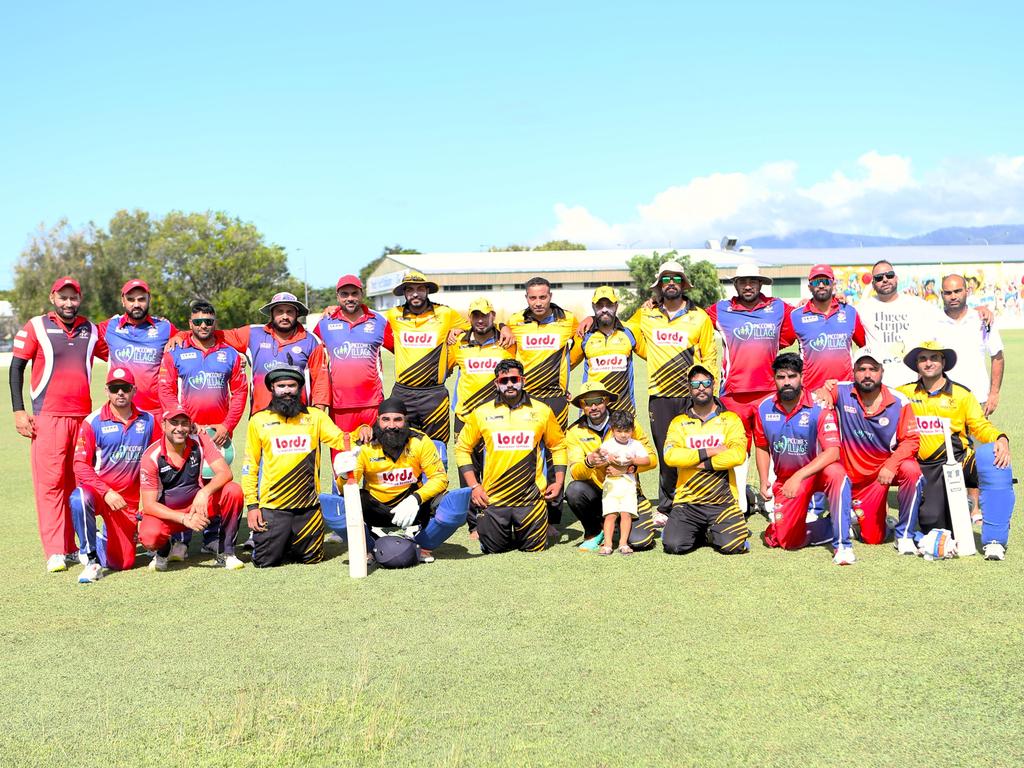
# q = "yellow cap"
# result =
<box><xmin>591</xmin><ymin>285</ymin><xmax>619</xmax><ymax>304</ymax></box>
<box><xmin>468</xmin><ymin>297</ymin><xmax>494</xmax><ymax>315</ymax></box>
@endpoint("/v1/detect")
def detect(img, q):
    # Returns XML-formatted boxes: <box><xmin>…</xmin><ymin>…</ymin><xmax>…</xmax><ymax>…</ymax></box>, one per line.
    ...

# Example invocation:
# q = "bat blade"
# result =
<box><xmin>343</xmin><ymin>434</ymin><xmax>368</xmax><ymax>577</ymax></box>
<box><xmin>942</xmin><ymin>419</ymin><xmax>977</xmax><ymax>557</ymax></box>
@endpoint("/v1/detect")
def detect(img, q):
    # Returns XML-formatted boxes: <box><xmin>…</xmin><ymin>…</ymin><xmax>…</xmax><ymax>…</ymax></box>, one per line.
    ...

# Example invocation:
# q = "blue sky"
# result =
<box><xmin>2</xmin><ymin>1</ymin><xmax>1021</xmax><ymax>289</ymax></box>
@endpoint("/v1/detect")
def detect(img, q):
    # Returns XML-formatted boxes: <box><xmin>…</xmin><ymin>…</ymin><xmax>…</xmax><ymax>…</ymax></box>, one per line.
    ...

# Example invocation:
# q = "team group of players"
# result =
<box><xmin>9</xmin><ymin>257</ymin><xmax>1016</xmax><ymax>581</ymax></box>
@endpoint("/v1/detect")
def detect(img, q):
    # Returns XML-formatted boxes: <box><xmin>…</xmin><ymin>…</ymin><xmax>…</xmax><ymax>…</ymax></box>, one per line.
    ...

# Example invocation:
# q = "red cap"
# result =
<box><xmin>161</xmin><ymin>406</ymin><xmax>191</xmax><ymax>422</ymax></box>
<box><xmin>809</xmin><ymin>264</ymin><xmax>835</xmax><ymax>280</ymax></box>
<box><xmin>336</xmin><ymin>274</ymin><xmax>364</xmax><ymax>291</ymax></box>
<box><xmin>105</xmin><ymin>366</ymin><xmax>136</xmax><ymax>386</ymax></box>
<box><xmin>50</xmin><ymin>277</ymin><xmax>82</xmax><ymax>294</ymax></box>
<box><xmin>121</xmin><ymin>279</ymin><xmax>150</xmax><ymax>295</ymax></box>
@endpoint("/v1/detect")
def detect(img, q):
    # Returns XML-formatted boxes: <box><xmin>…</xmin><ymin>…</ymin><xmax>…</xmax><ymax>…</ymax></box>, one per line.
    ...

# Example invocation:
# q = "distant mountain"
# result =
<box><xmin>746</xmin><ymin>225</ymin><xmax>1024</xmax><ymax>249</ymax></box>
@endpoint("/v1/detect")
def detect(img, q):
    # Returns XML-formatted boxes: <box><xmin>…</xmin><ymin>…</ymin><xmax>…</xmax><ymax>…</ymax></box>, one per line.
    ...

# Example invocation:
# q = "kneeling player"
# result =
<box><xmin>754</xmin><ymin>353</ymin><xmax>855</xmax><ymax>564</ymax></box>
<box><xmin>321</xmin><ymin>398</ymin><xmax>468</xmax><ymax>564</ymax></box>
<box><xmin>898</xmin><ymin>341</ymin><xmax>1015</xmax><ymax>560</ymax></box>
<box><xmin>139</xmin><ymin>407</ymin><xmax>244</xmax><ymax>571</ymax></box>
<box><xmin>662</xmin><ymin>365</ymin><xmax>749</xmax><ymax>555</ymax></box>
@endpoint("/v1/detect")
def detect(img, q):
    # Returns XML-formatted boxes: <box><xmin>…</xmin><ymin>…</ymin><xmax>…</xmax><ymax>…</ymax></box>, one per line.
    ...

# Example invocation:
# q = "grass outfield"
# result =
<box><xmin>2</xmin><ymin>336</ymin><xmax>1023</xmax><ymax>767</ymax></box>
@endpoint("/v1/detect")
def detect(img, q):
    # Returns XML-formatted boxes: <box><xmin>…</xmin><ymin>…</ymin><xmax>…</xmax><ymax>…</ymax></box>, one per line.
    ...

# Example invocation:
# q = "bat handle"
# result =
<box><xmin>941</xmin><ymin>418</ymin><xmax>956</xmax><ymax>461</ymax></box>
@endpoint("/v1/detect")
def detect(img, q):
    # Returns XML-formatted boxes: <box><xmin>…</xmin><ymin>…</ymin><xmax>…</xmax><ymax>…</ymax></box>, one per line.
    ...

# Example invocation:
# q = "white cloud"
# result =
<box><xmin>548</xmin><ymin>152</ymin><xmax>1024</xmax><ymax>246</ymax></box>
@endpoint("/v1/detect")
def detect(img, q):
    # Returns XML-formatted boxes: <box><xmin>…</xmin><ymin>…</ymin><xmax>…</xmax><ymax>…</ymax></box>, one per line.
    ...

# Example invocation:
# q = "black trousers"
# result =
<box><xmin>454</xmin><ymin>415</ymin><xmax>485</xmax><ymax>532</ymax></box>
<box><xmin>359</xmin><ymin>488</ymin><xmax>437</xmax><ymax>530</ymax></box>
<box><xmin>253</xmin><ymin>506</ymin><xmax>324</xmax><ymax>567</ymax></box>
<box><xmin>662</xmin><ymin>502</ymin><xmax>749</xmax><ymax>555</ymax></box>
<box><xmin>392</xmin><ymin>382</ymin><xmax>450</xmax><ymax>444</ymax></box>
<box><xmin>918</xmin><ymin>453</ymin><xmax>978</xmax><ymax>534</ymax></box>
<box><xmin>649</xmin><ymin>396</ymin><xmax>687</xmax><ymax>513</ymax></box>
<box><xmin>477</xmin><ymin>500</ymin><xmax>549</xmax><ymax>553</ymax></box>
<box><xmin>564</xmin><ymin>480</ymin><xmax>656</xmax><ymax>550</ymax></box>
<box><xmin>532</xmin><ymin>393</ymin><xmax>568</xmax><ymax>524</ymax></box>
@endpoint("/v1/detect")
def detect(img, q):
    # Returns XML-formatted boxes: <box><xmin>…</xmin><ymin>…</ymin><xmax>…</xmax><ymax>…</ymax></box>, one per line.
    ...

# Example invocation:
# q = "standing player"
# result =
<box><xmin>754</xmin><ymin>353</ymin><xmax>856</xmax><ymax>564</ymax></box>
<box><xmin>790</xmin><ymin>265</ymin><xmax>866</xmax><ymax>391</ymax></box>
<box><xmin>706</xmin><ymin>263</ymin><xmax>795</xmax><ymax>513</ymax></box>
<box><xmin>937</xmin><ymin>273</ymin><xmax>1004</xmax><ymax>416</ymax></box>
<box><xmin>10</xmin><ymin>277</ymin><xmax>105</xmax><ymax>572</ymax></box>
<box><xmin>814</xmin><ymin>350</ymin><xmax>923</xmax><ymax>552</ymax></box>
<box><xmin>315</xmin><ymin>274</ymin><xmax>393</xmax><ymax>448</ymax></box>
<box><xmin>625</xmin><ymin>260</ymin><xmax>717</xmax><ymax>518</ymax></box>
<box><xmin>661</xmin><ymin>365</ymin><xmax>749</xmax><ymax>555</ymax></box>
<box><xmin>139</xmin><ymin>407</ymin><xmax>244</xmax><ymax>572</ymax></box>
<box><xmin>72</xmin><ymin>367</ymin><xmax>161</xmax><ymax>582</ymax></box>
<box><xmin>97</xmin><ymin>279</ymin><xmax>178</xmax><ymax>416</ymax></box>
<box><xmin>578</xmin><ymin>286</ymin><xmax>642</xmax><ymax>419</ymax></box>
<box><xmin>897</xmin><ymin>341</ymin><xmax>1015</xmax><ymax>560</ymax></box>
<box><xmin>456</xmin><ymin>359</ymin><xmax>567</xmax><ymax>553</ymax></box>
<box><xmin>447</xmin><ymin>298</ymin><xmax>516</xmax><ymax>538</ymax></box>
<box><xmin>384</xmin><ymin>271</ymin><xmax>468</xmax><ymax>450</ymax></box>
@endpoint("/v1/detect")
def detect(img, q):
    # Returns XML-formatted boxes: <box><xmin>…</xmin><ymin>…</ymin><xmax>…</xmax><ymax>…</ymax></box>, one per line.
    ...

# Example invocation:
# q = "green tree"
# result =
<box><xmin>12</xmin><ymin>219</ymin><xmax>106</xmax><ymax>321</ymax></box>
<box><xmin>618</xmin><ymin>250</ymin><xmax>723</xmax><ymax>318</ymax></box>
<box><xmin>534</xmin><ymin>239</ymin><xmax>586</xmax><ymax>251</ymax></box>
<box><xmin>488</xmin><ymin>244</ymin><xmax>530</xmax><ymax>252</ymax></box>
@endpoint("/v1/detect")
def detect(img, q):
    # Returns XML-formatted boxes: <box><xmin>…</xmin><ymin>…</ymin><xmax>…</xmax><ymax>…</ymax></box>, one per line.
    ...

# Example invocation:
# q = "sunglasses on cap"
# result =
<box><xmin>689</xmin><ymin>379</ymin><xmax>714</xmax><ymax>389</ymax></box>
<box><xmin>660</xmin><ymin>275</ymin><xmax>684</xmax><ymax>284</ymax></box>
<box><xmin>191</xmin><ymin>317</ymin><xmax>215</xmax><ymax>326</ymax></box>
<box><xmin>107</xmin><ymin>383</ymin><xmax>132</xmax><ymax>393</ymax></box>
<box><xmin>580</xmin><ymin>396</ymin><xmax>606</xmax><ymax>406</ymax></box>
<box><xmin>872</xmin><ymin>271</ymin><xmax>896</xmax><ymax>282</ymax></box>
<box><xmin>808</xmin><ymin>278</ymin><xmax>833</xmax><ymax>287</ymax></box>
<box><xmin>496</xmin><ymin>375</ymin><xmax>522</xmax><ymax>385</ymax></box>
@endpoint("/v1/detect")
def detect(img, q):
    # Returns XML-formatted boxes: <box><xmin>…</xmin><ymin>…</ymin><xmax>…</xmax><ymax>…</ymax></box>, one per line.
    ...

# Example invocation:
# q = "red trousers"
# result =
<box><xmin>139</xmin><ymin>483</ymin><xmax>244</xmax><ymax>552</ymax></box>
<box><xmin>764</xmin><ymin>463</ymin><xmax>853</xmax><ymax>551</ymax></box>
<box><xmin>721</xmin><ymin>391</ymin><xmax>770</xmax><ymax>452</ymax></box>
<box><xmin>71</xmin><ymin>487</ymin><xmax>139</xmax><ymax>571</ymax></box>
<box><xmin>851</xmin><ymin>460</ymin><xmax>923</xmax><ymax>544</ymax></box>
<box><xmin>329</xmin><ymin>405</ymin><xmax>379</xmax><ymax>460</ymax></box>
<box><xmin>31</xmin><ymin>414</ymin><xmax>82</xmax><ymax>557</ymax></box>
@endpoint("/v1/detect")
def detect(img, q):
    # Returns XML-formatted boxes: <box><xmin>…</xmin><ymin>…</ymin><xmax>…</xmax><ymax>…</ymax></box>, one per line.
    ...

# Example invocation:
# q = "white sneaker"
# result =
<box><xmin>78</xmin><ymin>562</ymin><xmax>104</xmax><ymax>583</ymax></box>
<box><xmin>418</xmin><ymin>548</ymin><xmax>435</xmax><ymax>564</ymax></box>
<box><xmin>984</xmin><ymin>542</ymin><xmax>1006</xmax><ymax>561</ymax></box>
<box><xmin>221</xmin><ymin>554</ymin><xmax>245</xmax><ymax>570</ymax></box>
<box><xmin>168</xmin><ymin>542</ymin><xmax>188</xmax><ymax>562</ymax></box>
<box><xmin>895</xmin><ymin>538</ymin><xmax>919</xmax><ymax>556</ymax></box>
<box><xmin>200</xmin><ymin>542</ymin><xmax>220</xmax><ymax>556</ymax></box>
<box><xmin>833</xmin><ymin>546</ymin><xmax>856</xmax><ymax>566</ymax></box>
<box><xmin>46</xmin><ymin>553</ymin><xmax>68</xmax><ymax>573</ymax></box>
<box><xmin>148</xmin><ymin>555</ymin><xmax>169</xmax><ymax>572</ymax></box>
<box><xmin>324</xmin><ymin>531</ymin><xmax>344</xmax><ymax>544</ymax></box>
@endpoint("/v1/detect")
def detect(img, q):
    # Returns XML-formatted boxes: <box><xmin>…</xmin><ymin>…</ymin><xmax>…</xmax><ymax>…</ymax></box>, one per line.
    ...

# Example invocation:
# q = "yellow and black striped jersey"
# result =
<box><xmin>242</xmin><ymin>408</ymin><xmax>349</xmax><ymax>509</ymax></box>
<box><xmin>350</xmin><ymin>429</ymin><xmax>448</xmax><ymax>507</ymax></box>
<box><xmin>578</xmin><ymin>324</ymin><xmax>644</xmax><ymax>413</ymax></box>
<box><xmin>625</xmin><ymin>304</ymin><xmax>716</xmax><ymax>398</ymax></box>
<box><xmin>897</xmin><ymin>378</ymin><xmax>1005</xmax><ymax>464</ymax></box>
<box><xmin>506</xmin><ymin>305</ymin><xmax>579</xmax><ymax>398</ymax></box>
<box><xmin>566</xmin><ymin>417</ymin><xmax>657</xmax><ymax>488</ymax></box>
<box><xmin>385</xmin><ymin>303</ymin><xmax>468</xmax><ymax>387</ymax></box>
<box><xmin>455</xmin><ymin>394</ymin><xmax>567</xmax><ymax>506</ymax></box>
<box><xmin>663</xmin><ymin>403</ymin><xmax>746</xmax><ymax>506</ymax></box>
<box><xmin>447</xmin><ymin>330</ymin><xmax>517</xmax><ymax>423</ymax></box>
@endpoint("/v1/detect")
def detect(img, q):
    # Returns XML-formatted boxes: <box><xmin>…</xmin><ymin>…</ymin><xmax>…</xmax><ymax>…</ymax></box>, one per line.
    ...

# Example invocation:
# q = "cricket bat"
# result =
<box><xmin>941</xmin><ymin>418</ymin><xmax>976</xmax><ymax>557</ymax></box>
<box><xmin>343</xmin><ymin>434</ymin><xmax>368</xmax><ymax>578</ymax></box>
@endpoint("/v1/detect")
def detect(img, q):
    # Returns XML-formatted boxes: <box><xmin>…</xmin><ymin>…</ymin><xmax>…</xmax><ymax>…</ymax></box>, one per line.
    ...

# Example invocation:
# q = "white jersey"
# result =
<box><xmin>936</xmin><ymin>309</ymin><xmax>1003</xmax><ymax>403</ymax></box>
<box><xmin>858</xmin><ymin>293</ymin><xmax>942</xmax><ymax>387</ymax></box>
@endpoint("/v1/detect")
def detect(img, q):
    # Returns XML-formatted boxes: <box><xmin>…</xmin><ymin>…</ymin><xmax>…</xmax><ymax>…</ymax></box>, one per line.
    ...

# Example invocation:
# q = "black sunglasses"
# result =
<box><xmin>191</xmin><ymin>317</ymin><xmax>215</xmax><ymax>326</ymax></box>
<box><xmin>107</xmin><ymin>383</ymin><xmax>132</xmax><ymax>393</ymax></box>
<box><xmin>872</xmin><ymin>271</ymin><xmax>896</xmax><ymax>282</ymax></box>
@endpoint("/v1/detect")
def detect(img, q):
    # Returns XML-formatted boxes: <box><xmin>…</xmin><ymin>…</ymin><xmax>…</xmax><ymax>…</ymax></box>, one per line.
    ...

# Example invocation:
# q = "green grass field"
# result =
<box><xmin>2</xmin><ymin>337</ymin><xmax>1024</xmax><ymax>767</ymax></box>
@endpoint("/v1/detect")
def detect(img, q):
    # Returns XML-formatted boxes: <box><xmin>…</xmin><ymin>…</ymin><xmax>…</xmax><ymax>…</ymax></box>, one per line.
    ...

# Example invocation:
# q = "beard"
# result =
<box><xmin>269</xmin><ymin>393</ymin><xmax>305</xmax><ymax>418</ymax></box>
<box><xmin>855</xmin><ymin>379</ymin><xmax>878</xmax><ymax>393</ymax></box>
<box><xmin>374</xmin><ymin>424</ymin><xmax>411</xmax><ymax>461</ymax></box>
<box><xmin>596</xmin><ymin>310</ymin><xmax>615</xmax><ymax>328</ymax></box>
<box><xmin>778</xmin><ymin>384</ymin><xmax>800</xmax><ymax>402</ymax></box>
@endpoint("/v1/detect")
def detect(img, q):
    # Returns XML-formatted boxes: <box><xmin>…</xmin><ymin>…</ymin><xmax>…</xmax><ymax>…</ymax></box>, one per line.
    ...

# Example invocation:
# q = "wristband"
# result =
<box><xmin>469</xmin><ymin>483</ymin><xmax>479</xmax><ymax>490</ymax></box>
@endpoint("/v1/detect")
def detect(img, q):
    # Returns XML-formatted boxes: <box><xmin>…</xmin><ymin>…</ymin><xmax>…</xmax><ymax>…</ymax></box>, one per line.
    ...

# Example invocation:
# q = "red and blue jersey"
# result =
<box><xmin>753</xmin><ymin>389</ymin><xmax>841</xmax><ymax>481</ymax></box>
<box><xmin>13</xmin><ymin>313</ymin><xmax>103</xmax><ymax>416</ymax></box>
<box><xmin>707</xmin><ymin>296</ymin><xmax>795</xmax><ymax>396</ymax></box>
<box><xmin>791</xmin><ymin>300</ymin><xmax>866</xmax><ymax>391</ymax></box>
<box><xmin>314</xmin><ymin>305</ymin><xmax>393</xmax><ymax>409</ymax></box>
<box><xmin>829</xmin><ymin>383</ymin><xmax>920</xmax><ymax>485</ymax></box>
<box><xmin>158</xmin><ymin>336</ymin><xmax>247</xmax><ymax>433</ymax></box>
<box><xmin>140</xmin><ymin>431</ymin><xmax>221</xmax><ymax>510</ymax></box>
<box><xmin>74</xmin><ymin>404</ymin><xmax>160</xmax><ymax>505</ymax></box>
<box><xmin>98</xmin><ymin>315</ymin><xmax>178</xmax><ymax>414</ymax></box>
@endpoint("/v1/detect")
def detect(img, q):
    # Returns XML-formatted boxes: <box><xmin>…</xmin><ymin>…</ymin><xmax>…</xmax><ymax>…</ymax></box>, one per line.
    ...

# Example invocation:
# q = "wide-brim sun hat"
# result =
<box><xmin>571</xmin><ymin>380</ymin><xmax>619</xmax><ymax>407</ymax></box>
<box><xmin>903</xmin><ymin>340</ymin><xmax>957</xmax><ymax>373</ymax></box>
<box><xmin>393</xmin><ymin>270</ymin><xmax>440</xmax><ymax>296</ymax></box>
<box><xmin>260</xmin><ymin>292</ymin><xmax>310</xmax><ymax>317</ymax></box>
<box><xmin>649</xmin><ymin>260</ymin><xmax>693</xmax><ymax>290</ymax></box>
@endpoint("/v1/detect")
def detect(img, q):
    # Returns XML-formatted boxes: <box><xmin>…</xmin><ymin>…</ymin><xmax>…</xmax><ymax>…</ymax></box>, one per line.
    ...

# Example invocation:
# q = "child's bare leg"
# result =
<box><xmin>600</xmin><ymin>513</ymin><xmax>617</xmax><ymax>554</ymax></box>
<box><xmin>619</xmin><ymin>512</ymin><xmax>633</xmax><ymax>553</ymax></box>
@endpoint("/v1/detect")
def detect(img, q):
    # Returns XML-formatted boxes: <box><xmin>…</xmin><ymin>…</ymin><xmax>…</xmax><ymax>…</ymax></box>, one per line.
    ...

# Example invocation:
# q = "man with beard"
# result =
<box><xmin>447</xmin><ymin>298</ymin><xmax>516</xmax><ymax>538</ymax></box>
<box><xmin>11</xmin><ymin>277</ymin><xmax>106</xmax><ymax>572</ymax></box>
<box><xmin>578</xmin><ymin>286</ymin><xmax>642</xmax><ymax>419</ymax></box>
<box><xmin>241</xmin><ymin>365</ymin><xmax>352</xmax><ymax>567</ymax></box>
<box><xmin>813</xmin><ymin>350</ymin><xmax>923</xmax><ymax>552</ymax></box>
<box><xmin>455</xmin><ymin>359</ymin><xmax>567</xmax><ymax>553</ymax></box>
<box><xmin>754</xmin><ymin>353</ymin><xmax>856</xmax><ymax>564</ymax></box>
<box><xmin>624</xmin><ymin>261</ymin><xmax>717</xmax><ymax>519</ymax></box>
<box><xmin>706</xmin><ymin>264</ymin><xmax>795</xmax><ymax>514</ymax></box>
<box><xmin>791</xmin><ymin>265</ymin><xmax>866</xmax><ymax>392</ymax></box>
<box><xmin>138</xmin><ymin>407</ymin><xmax>244</xmax><ymax>572</ymax></box>
<box><xmin>384</xmin><ymin>271</ymin><xmax>469</xmax><ymax>450</ymax></box>
<box><xmin>662</xmin><ymin>365</ymin><xmax>750</xmax><ymax>555</ymax></box>
<box><xmin>897</xmin><ymin>341</ymin><xmax>1015</xmax><ymax>560</ymax></box>
<box><xmin>323</xmin><ymin>399</ymin><xmax>467</xmax><ymax>564</ymax></box>
<box><xmin>96</xmin><ymin>280</ymin><xmax>179</xmax><ymax>416</ymax></box>
<box><xmin>564</xmin><ymin>381</ymin><xmax>657</xmax><ymax>552</ymax></box>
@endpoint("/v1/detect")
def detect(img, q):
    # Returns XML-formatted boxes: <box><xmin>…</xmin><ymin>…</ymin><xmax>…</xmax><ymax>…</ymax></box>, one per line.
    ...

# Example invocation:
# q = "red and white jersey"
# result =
<box><xmin>13</xmin><ymin>313</ymin><xmax>104</xmax><ymax>416</ymax></box>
